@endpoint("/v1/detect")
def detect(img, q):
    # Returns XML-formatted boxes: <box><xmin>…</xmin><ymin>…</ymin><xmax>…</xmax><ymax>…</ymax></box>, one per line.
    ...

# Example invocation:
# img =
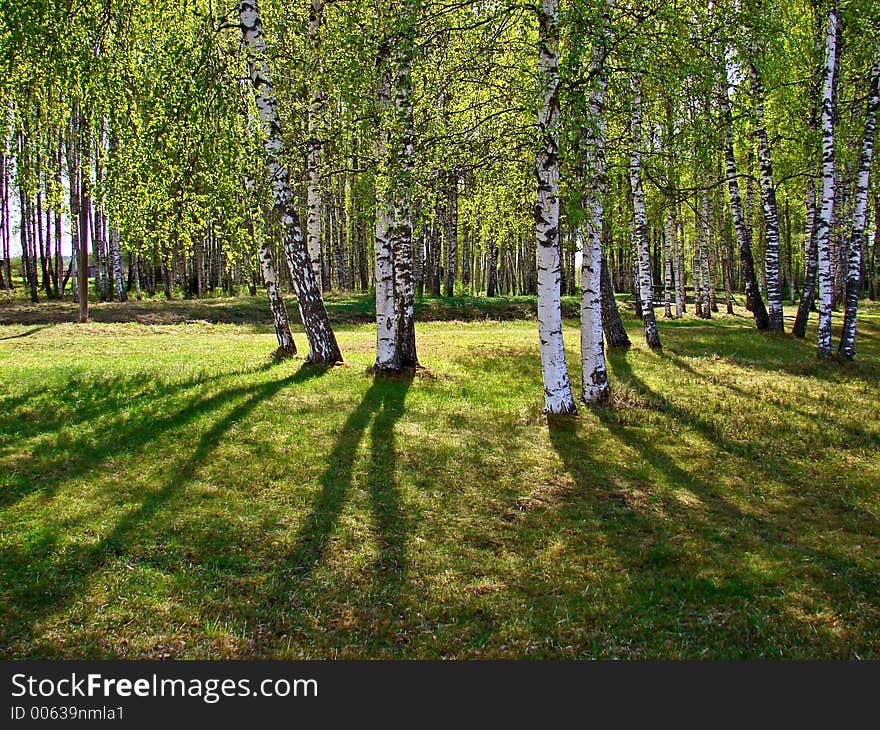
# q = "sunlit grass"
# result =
<box><xmin>1</xmin><ymin>299</ymin><xmax>878</xmax><ymax>658</ymax></box>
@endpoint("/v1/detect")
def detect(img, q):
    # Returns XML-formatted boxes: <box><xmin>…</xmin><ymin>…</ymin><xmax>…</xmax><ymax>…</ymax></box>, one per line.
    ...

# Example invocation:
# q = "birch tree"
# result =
<box><xmin>630</xmin><ymin>71</ymin><xmax>661</xmax><ymax>350</ymax></box>
<box><xmin>750</xmin><ymin>57</ymin><xmax>784</xmax><ymax>331</ymax></box>
<box><xmin>573</xmin><ymin>0</ymin><xmax>612</xmax><ymax>404</ymax></box>
<box><xmin>838</xmin><ymin>55</ymin><xmax>879</xmax><ymax>359</ymax></box>
<box><xmin>239</xmin><ymin>0</ymin><xmax>342</xmax><ymax>364</ymax></box>
<box><xmin>816</xmin><ymin>6</ymin><xmax>839</xmax><ymax>359</ymax></box>
<box><xmin>535</xmin><ymin>0</ymin><xmax>576</xmax><ymax>414</ymax></box>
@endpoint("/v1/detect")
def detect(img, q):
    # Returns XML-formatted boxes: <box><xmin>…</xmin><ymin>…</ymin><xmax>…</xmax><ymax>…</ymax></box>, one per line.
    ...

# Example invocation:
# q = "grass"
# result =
<box><xmin>0</xmin><ymin>289</ymin><xmax>582</xmax><ymax>325</ymax></box>
<box><xmin>1</xmin><ymin>295</ymin><xmax>879</xmax><ymax>659</ymax></box>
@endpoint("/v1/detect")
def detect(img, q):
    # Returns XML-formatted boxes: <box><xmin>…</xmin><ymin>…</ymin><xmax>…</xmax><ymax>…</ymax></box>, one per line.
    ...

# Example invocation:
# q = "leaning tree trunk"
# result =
<box><xmin>577</xmin><ymin>14</ymin><xmax>612</xmax><ymax>404</ymax></box>
<box><xmin>838</xmin><ymin>56</ymin><xmax>879</xmax><ymax>359</ymax></box>
<box><xmin>630</xmin><ymin>72</ymin><xmax>661</xmax><ymax>349</ymax></box>
<box><xmin>239</xmin><ymin>0</ymin><xmax>341</xmax><ymax>364</ymax></box>
<box><xmin>257</xmin><ymin>233</ymin><xmax>297</xmax><ymax>355</ymax></box>
<box><xmin>816</xmin><ymin>7</ymin><xmax>839</xmax><ymax>359</ymax></box>
<box><xmin>751</xmin><ymin>61</ymin><xmax>784</xmax><ymax>331</ymax></box>
<box><xmin>600</xmin><ymin>253</ymin><xmax>630</xmax><ymax>349</ymax></box>
<box><xmin>534</xmin><ymin>0</ymin><xmax>577</xmax><ymax>414</ymax></box>
<box><xmin>720</xmin><ymin>86</ymin><xmax>769</xmax><ymax>329</ymax></box>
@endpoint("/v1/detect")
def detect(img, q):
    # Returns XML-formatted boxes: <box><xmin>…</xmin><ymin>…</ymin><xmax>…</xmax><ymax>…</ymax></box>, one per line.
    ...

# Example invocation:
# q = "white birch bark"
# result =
<box><xmin>578</xmin><ymin>12</ymin><xmax>611</xmax><ymax>404</ymax></box>
<box><xmin>751</xmin><ymin>60</ymin><xmax>784</xmax><ymax>331</ymax></box>
<box><xmin>699</xmin><ymin>191</ymin><xmax>712</xmax><ymax>319</ymax></box>
<box><xmin>663</xmin><ymin>214</ymin><xmax>674</xmax><ymax>318</ymax></box>
<box><xmin>816</xmin><ymin>7</ymin><xmax>839</xmax><ymax>358</ymax></box>
<box><xmin>839</xmin><ymin>56</ymin><xmax>879</xmax><ymax>358</ymax></box>
<box><xmin>239</xmin><ymin>0</ymin><xmax>341</xmax><ymax>364</ymax></box>
<box><xmin>257</xmin><ymin>234</ymin><xmax>297</xmax><ymax>354</ymax></box>
<box><xmin>305</xmin><ymin>0</ymin><xmax>325</xmax><ymax>291</ymax></box>
<box><xmin>390</xmin><ymin>2</ymin><xmax>419</xmax><ymax>369</ymax></box>
<box><xmin>535</xmin><ymin>0</ymin><xmax>576</xmax><ymax>413</ymax></box>
<box><xmin>630</xmin><ymin>71</ymin><xmax>661</xmax><ymax>349</ymax></box>
<box><xmin>374</xmin><ymin>40</ymin><xmax>398</xmax><ymax>370</ymax></box>
<box><xmin>719</xmin><ymin>82</ymin><xmax>769</xmax><ymax>329</ymax></box>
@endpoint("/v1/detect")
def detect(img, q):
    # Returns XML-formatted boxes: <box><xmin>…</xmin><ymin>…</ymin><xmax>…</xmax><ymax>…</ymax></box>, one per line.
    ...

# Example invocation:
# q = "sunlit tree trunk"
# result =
<box><xmin>751</xmin><ymin>61</ymin><xmax>784</xmax><ymax>331</ymax></box>
<box><xmin>720</xmin><ymin>85</ymin><xmax>768</xmax><ymax>329</ymax></box>
<box><xmin>239</xmin><ymin>0</ymin><xmax>341</xmax><ymax>364</ymax></box>
<box><xmin>630</xmin><ymin>71</ymin><xmax>661</xmax><ymax>349</ymax></box>
<box><xmin>838</xmin><ymin>57</ymin><xmax>879</xmax><ymax>358</ymax></box>
<box><xmin>444</xmin><ymin>171</ymin><xmax>457</xmax><ymax>297</ymax></box>
<box><xmin>663</xmin><ymin>215</ymin><xmax>674</xmax><ymax>318</ymax></box>
<box><xmin>577</xmin><ymin>17</ymin><xmax>611</xmax><ymax>404</ymax></box>
<box><xmin>374</xmin><ymin>40</ymin><xmax>398</xmax><ymax>371</ymax></box>
<box><xmin>390</xmin><ymin>2</ymin><xmax>419</xmax><ymax>369</ymax></box>
<box><xmin>305</xmin><ymin>0</ymin><xmax>325</xmax><ymax>291</ymax></box>
<box><xmin>534</xmin><ymin>0</ymin><xmax>576</xmax><ymax>413</ymax></box>
<box><xmin>669</xmin><ymin>211</ymin><xmax>684</xmax><ymax>318</ymax></box>
<box><xmin>816</xmin><ymin>7</ymin><xmax>839</xmax><ymax>358</ymax></box>
<box><xmin>698</xmin><ymin>191</ymin><xmax>712</xmax><ymax>319</ymax></box>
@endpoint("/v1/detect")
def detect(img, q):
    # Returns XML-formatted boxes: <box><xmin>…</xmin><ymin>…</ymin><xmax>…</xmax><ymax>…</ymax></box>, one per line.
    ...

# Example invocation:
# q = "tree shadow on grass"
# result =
<box><xmin>0</xmin><ymin>360</ymin><xmax>284</xmax><ymax>511</ymax></box>
<box><xmin>606</xmin><ymin>349</ymin><xmax>880</xmax><ymax>533</ymax></box>
<box><xmin>0</xmin><ymin>365</ymin><xmax>327</xmax><ymax>654</ymax></box>
<box><xmin>0</xmin><ymin>325</ymin><xmax>54</xmax><ymax>340</ymax></box>
<box><xmin>250</xmin><ymin>374</ymin><xmax>412</xmax><ymax>652</ymax></box>
<box><xmin>545</xmin><ymin>413</ymin><xmax>880</xmax><ymax>657</ymax></box>
<box><xmin>661</xmin><ymin>317</ymin><xmax>880</xmax><ymax>383</ymax></box>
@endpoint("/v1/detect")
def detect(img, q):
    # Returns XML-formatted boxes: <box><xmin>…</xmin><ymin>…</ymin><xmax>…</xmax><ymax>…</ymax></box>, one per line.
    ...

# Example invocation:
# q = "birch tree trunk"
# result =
<box><xmin>257</xmin><ymin>232</ymin><xmax>297</xmax><ymax>354</ymax></box>
<box><xmin>305</xmin><ymin>0</ymin><xmax>325</xmax><ymax>291</ymax></box>
<box><xmin>390</xmin><ymin>4</ymin><xmax>419</xmax><ymax>370</ymax></box>
<box><xmin>630</xmin><ymin>72</ymin><xmax>661</xmax><ymax>349</ymax></box>
<box><xmin>106</xmin><ymin>131</ymin><xmax>126</xmax><ymax>302</ymax></box>
<box><xmin>487</xmin><ymin>241</ymin><xmax>498</xmax><ymax>296</ymax></box>
<box><xmin>239</xmin><ymin>0</ymin><xmax>341</xmax><ymax>364</ymax></box>
<box><xmin>444</xmin><ymin>171</ymin><xmax>457</xmax><ymax>297</ymax></box>
<box><xmin>663</xmin><ymin>216</ymin><xmax>674</xmax><ymax>318</ymax></box>
<box><xmin>816</xmin><ymin>7</ymin><xmax>839</xmax><ymax>358</ymax></box>
<box><xmin>720</xmin><ymin>86</ymin><xmax>768</xmax><ymax>329</ymax></box>
<box><xmin>751</xmin><ymin>61</ymin><xmax>784</xmax><ymax>331</ymax></box>
<box><xmin>838</xmin><ymin>56</ymin><xmax>879</xmax><ymax>358</ymax></box>
<box><xmin>707</xmin><ymin>193</ymin><xmax>718</xmax><ymax>312</ymax></box>
<box><xmin>534</xmin><ymin>0</ymin><xmax>576</xmax><ymax>413</ymax></box>
<box><xmin>668</xmin><ymin>210</ymin><xmax>684</xmax><ymax>317</ymax></box>
<box><xmin>793</xmin><ymin>179</ymin><xmax>818</xmax><ymax>337</ymax></box>
<box><xmin>374</xmin><ymin>40</ymin><xmax>398</xmax><ymax>371</ymax></box>
<box><xmin>698</xmin><ymin>191</ymin><xmax>712</xmax><ymax>319</ymax></box>
<box><xmin>577</xmin><ymin>19</ymin><xmax>611</xmax><ymax>404</ymax></box>
<box><xmin>600</xmin><ymin>253</ymin><xmax>630</xmax><ymax>348</ymax></box>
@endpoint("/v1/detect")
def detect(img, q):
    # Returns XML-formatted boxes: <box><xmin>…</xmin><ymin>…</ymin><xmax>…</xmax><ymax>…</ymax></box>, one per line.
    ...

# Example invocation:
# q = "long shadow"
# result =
<box><xmin>0</xmin><ymin>325</ymin><xmax>54</xmax><ymax>340</ymax></box>
<box><xmin>546</xmin><ymin>416</ymin><xmax>880</xmax><ymax>657</ymax></box>
<box><xmin>252</xmin><ymin>374</ymin><xmax>412</xmax><ymax>649</ymax></box>
<box><xmin>609</xmin><ymin>350</ymin><xmax>880</xmax><ymax>535</ymax></box>
<box><xmin>667</xmin><ymin>351</ymin><xmax>879</xmax><ymax>448</ymax></box>
<box><xmin>0</xmin><ymin>361</ymin><xmax>284</xmax><ymax>511</ymax></box>
<box><xmin>0</xmin><ymin>365</ymin><xmax>326</xmax><ymax>653</ymax></box>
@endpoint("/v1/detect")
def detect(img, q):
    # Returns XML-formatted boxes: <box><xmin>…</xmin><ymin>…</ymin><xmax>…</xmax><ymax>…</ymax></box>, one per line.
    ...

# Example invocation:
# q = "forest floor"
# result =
<box><xmin>1</xmin><ymin>296</ymin><xmax>879</xmax><ymax>658</ymax></box>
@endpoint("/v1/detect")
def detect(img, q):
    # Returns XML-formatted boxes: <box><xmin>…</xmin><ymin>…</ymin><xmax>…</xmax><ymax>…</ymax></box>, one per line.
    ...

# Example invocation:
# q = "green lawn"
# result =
<box><xmin>1</xmin><ymin>298</ymin><xmax>879</xmax><ymax>658</ymax></box>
